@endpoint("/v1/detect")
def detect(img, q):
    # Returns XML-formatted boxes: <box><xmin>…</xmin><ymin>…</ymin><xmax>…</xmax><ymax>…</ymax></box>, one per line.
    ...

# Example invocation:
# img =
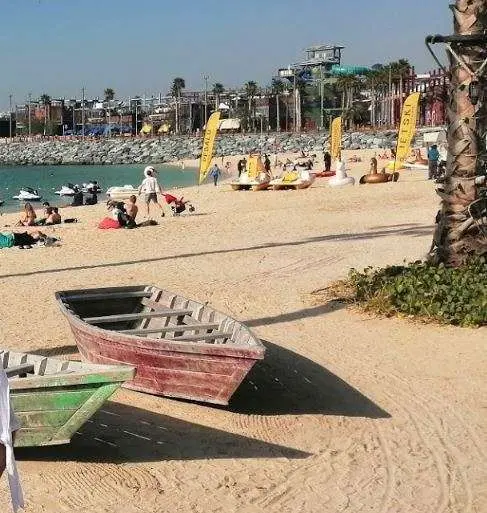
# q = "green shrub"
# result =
<box><xmin>347</xmin><ymin>257</ymin><xmax>487</xmax><ymax>327</ymax></box>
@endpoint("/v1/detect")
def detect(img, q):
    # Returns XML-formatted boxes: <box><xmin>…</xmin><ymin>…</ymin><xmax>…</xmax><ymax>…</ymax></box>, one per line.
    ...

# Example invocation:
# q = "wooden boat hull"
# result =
<box><xmin>2</xmin><ymin>350</ymin><xmax>134</xmax><ymax>447</ymax></box>
<box><xmin>56</xmin><ymin>286</ymin><xmax>265</xmax><ymax>405</ymax></box>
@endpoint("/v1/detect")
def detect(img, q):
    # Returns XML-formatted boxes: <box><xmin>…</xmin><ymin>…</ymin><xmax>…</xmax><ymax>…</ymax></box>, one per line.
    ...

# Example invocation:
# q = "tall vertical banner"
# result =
<box><xmin>330</xmin><ymin>116</ymin><xmax>342</xmax><ymax>161</ymax></box>
<box><xmin>393</xmin><ymin>92</ymin><xmax>420</xmax><ymax>170</ymax></box>
<box><xmin>198</xmin><ymin>111</ymin><xmax>221</xmax><ymax>184</ymax></box>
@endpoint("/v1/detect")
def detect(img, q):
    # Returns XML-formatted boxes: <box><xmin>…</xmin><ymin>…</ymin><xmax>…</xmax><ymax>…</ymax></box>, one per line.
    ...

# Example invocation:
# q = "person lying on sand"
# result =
<box><xmin>0</xmin><ymin>230</ymin><xmax>58</xmax><ymax>249</ymax></box>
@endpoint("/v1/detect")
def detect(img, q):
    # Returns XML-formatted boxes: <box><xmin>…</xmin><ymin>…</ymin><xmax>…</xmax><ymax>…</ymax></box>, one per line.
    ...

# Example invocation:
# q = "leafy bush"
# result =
<box><xmin>347</xmin><ymin>257</ymin><xmax>487</xmax><ymax>327</ymax></box>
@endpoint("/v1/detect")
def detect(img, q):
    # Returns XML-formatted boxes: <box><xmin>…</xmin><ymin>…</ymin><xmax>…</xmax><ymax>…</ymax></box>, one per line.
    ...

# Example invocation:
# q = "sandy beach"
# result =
<box><xmin>0</xmin><ymin>149</ymin><xmax>485</xmax><ymax>513</ymax></box>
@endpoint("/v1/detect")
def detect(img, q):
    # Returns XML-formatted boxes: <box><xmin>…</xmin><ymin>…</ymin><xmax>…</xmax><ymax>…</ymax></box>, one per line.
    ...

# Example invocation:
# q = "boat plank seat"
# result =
<box><xmin>64</xmin><ymin>291</ymin><xmax>152</xmax><ymax>302</ymax></box>
<box><xmin>83</xmin><ymin>309</ymin><xmax>194</xmax><ymax>324</ymax></box>
<box><xmin>119</xmin><ymin>322</ymin><xmax>220</xmax><ymax>335</ymax></box>
<box><xmin>172</xmin><ymin>332</ymin><xmax>232</xmax><ymax>342</ymax></box>
<box><xmin>5</xmin><ymin>364</ymin><xmax>35</xmax><ymax>378</ymax></box>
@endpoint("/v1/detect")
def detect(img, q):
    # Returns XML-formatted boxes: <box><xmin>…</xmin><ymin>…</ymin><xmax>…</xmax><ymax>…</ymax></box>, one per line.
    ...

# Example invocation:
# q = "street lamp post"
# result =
<box><xmin>320</xmin><ymin>66</ymin><xmax>324</xmax><ymax>130</ymax></box>
<box><xmin>135</xmin><ymin>101</ymin><xmax>138</xmax><ymax>136</ymax></box>
<box><xmin>28</xmin><ymin>93</ymin><xmax>32</xmax><ymax>137</ymax></box>
<box><xmin>81</xmin><ymin>87</ymin><xmax>86</xmax><ymax>139</ymax></box>
<box><xmin>107</xmin><ymin>100</ymin><xmax>111</xmax><ymax>138</ymax></box>
<box><xmin>9</xmin><ymin>94</ymin><xmax>13</xmax><ymax>141</ymax></box>
<box><xmin>283</xmin><ymin>90</ymin><xmax>289</xmax><ymax>132</ymax></box>
<box><xmin>203</xmin><ymin>74</ymin><xmax>209</xmax><ymax>126</ymax></box>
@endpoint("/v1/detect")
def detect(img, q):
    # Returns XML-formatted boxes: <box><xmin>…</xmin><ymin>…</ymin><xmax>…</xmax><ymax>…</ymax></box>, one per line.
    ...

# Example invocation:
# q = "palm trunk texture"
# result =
<box><xmin>432</xmin><ymin>0</ymin><xmax>487</xmax><ymax>266</ymax></box>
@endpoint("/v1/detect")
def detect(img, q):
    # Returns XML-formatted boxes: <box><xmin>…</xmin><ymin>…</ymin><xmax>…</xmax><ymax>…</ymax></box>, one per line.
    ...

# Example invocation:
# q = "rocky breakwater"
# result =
<box><xmin>0</xmin><ymin>129</ymin><xmax>413</xmax><ymax>166</ymax></box>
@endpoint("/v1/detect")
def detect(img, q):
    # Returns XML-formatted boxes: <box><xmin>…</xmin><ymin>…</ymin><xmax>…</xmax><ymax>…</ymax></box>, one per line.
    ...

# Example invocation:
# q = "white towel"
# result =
<box><xmin>0</xmin><ymin>368</ymin><xmax>24</xmax><ymax>512</ymax></box>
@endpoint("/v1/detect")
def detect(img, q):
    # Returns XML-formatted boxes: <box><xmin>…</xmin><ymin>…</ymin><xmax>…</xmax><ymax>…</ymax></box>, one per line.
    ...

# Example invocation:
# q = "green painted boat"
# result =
<box><xmin>2</xmin><ymin>350</ymin><xmax>135</xmax><ymax>447</ymax></box>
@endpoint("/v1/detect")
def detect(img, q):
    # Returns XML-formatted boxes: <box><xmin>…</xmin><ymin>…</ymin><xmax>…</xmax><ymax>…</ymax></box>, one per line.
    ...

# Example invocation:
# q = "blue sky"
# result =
<box><xmin>0</xmin><ymin>0</ymin><xmax>451</xmax><ymax>109</ymax></box>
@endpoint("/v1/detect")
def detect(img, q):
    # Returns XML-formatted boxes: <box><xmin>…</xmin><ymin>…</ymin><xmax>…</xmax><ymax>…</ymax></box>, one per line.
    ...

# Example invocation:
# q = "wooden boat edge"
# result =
<box><xmin>55</xmin><ymin>286</ymin><xmax>265</xmax><ymax>360</ymax></box>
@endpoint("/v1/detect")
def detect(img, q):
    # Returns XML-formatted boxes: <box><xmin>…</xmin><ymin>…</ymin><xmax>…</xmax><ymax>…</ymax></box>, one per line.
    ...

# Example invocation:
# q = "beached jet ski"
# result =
<box><xmin>55</xmin><ymin>183</ymin><xmax>78</xmax><ymax>196</ymax></box>
<box><xmin>106</xmin><ymin>184</ymin><xmax>139</xmax><ymax>200</ymax></box>
<box><xmin>81</xmin><ymin>181</ymin><xmax>102</xmax><ymax>194</ymax></box>
<box><xmin>12</xmin><ymin>187</ymin><xmax>42</xmax><ymax>201</ymax></box>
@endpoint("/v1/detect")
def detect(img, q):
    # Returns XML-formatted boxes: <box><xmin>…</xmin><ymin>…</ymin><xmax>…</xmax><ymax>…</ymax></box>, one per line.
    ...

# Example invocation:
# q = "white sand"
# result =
<box><xmin>0</xmin><ymin>149</ymin><xmax>485</xmax><ymax>513</ymax></box>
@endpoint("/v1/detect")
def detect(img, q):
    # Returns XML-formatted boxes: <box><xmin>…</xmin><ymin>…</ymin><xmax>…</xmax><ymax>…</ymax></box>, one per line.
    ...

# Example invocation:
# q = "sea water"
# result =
<box><xmin>0</xmin><ymin>164</ymin><xmax>197</xmax><ymax>213</ymax></box>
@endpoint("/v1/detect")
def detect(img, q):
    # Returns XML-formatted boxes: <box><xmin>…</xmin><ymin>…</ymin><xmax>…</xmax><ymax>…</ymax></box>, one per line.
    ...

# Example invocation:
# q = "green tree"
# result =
<box><xmin>336</xmin><ymin>75</ymin><xmax>362</xmax><ymax>128</ymax></box>
<box><xmin>244</xmin><ymin>81</ymin><xmax>258</xmax><ymax>131</ymax></box>
<box><xmin>104</xmin><ymin>88</ymin><xmax>115</xmax><ymax>101</ymax></box>
<box><xmin>39</xmin><ymin>94</ymin><xmax>51</xmax><ymax>135</ymax></box>
<box><xmin>171</xmin><ymin>77</ymin><xmax>186</xmax><ymax>133</ymax></box>
<box><xmin>212</xmin><ymin>83</ymin><xmax>224</xmax><ymax>110</ymax></box>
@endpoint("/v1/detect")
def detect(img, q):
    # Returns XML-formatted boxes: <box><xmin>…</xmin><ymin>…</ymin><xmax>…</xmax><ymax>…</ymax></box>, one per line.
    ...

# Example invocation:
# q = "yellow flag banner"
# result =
<box><xmin>199</xmin><ymin>111</ymin><xmax>221</xmax><ymax>184</ymax></box>
<box><xmin>247</xmin><ymin>156</ymin><xmax>265</xmax><ymax>180</ymax></box>
<box><xmin>330</xmin><ymin>117</ymin><xmax>342</xmax><ymax>161</ymax></box>
<box><xmin>394</xmin><ymin>92</ymin><xmax>420</xmax><ymax>167</ymax></box>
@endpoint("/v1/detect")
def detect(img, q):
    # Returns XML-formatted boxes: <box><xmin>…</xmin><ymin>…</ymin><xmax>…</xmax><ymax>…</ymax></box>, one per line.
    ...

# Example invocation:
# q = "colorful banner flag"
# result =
<box><xmin>393</xmin><ymin>92</ymin><xmax>421</xmax><ymax>170</ymax></box>
<box><xmin>247</xmin><ymin>155</ymin><xmax>265</xmax><ymax>180</ymax></box>
<box><xmin>330</xmin><ymin>117</ymin><xmax>342</xmax><ymax>161</ymax></box>
<box><xmin>198</xmin><ymin>111</ymin><xmax>221</xmax><ymax>184</ymax></box>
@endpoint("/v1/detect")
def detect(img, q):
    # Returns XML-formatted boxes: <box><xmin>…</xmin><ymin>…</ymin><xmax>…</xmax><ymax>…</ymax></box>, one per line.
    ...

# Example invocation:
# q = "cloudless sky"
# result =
<box><xmin>0</xmin><ymin>0</ymin><xmax>451</xmax><ymax>109</ymax></box>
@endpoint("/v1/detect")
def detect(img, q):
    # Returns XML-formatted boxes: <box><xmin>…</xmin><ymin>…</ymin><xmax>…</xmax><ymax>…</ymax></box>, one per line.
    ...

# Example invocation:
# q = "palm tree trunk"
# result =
<box><xmin>276</xmin><ymin>94</ymin><xmax>280</xmax><ymax>132</ymax></box>
<box><xmin>372</xmin><ymin>87</ymin><xmax>376</xmax><ymax>127</ymax></box>
<box><xmin>431</xmin><ymin>0</ymin><xmax>487</xmax><ymax>265</ymax></box>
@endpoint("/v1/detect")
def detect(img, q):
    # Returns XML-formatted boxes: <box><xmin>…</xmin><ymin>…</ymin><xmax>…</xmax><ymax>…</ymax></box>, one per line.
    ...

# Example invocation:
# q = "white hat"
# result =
<box><xmin>144</xmin><ymin>166</ymin><xmax>156</xmax><ymax>177</ymax></box>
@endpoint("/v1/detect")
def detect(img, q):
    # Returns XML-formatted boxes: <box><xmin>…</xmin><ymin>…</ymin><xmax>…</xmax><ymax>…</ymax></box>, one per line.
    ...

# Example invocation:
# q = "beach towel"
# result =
<box><xmin>0</xmin><ymin>368</ymin><xmax>24</xmax><ymax>512</ymax></box>
<box><xmin>98</xmin><ymin>218</ymin><xmax>121</xmax><ymax>230</ymax></box>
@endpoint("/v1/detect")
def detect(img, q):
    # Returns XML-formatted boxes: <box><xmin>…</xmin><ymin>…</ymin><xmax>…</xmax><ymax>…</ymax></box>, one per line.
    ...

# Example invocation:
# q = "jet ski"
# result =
<box><xmin>81</xmin><ymin>181</ymin><xmax>102</xmax><ymax>194</ymax></box>
<box><xmin>55</xmin><ymin>183</ymin><xmax>78</xmax><ymax>196</ymax></box>
<box><xmin>106</xmin><ymin>184</ymin><xmax>138</xmax><ymax>201</ymax></box>
<box><xmin>12</xmin><ymin>187</ymin><xmax>42</xmax><ymax>201</ymax></box>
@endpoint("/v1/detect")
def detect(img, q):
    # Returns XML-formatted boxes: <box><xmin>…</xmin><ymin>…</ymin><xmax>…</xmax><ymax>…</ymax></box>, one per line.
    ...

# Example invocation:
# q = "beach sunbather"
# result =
<box><xmin>15</xmin><ymin>203</ymin><xmax>36</xmax><ymax>227</ymax></box>
<box><xmin>124</xmin><ymin>195</ymin><xmax>138</xmax><ymax>222</ymax></box>
<box><xmin>46</xmin><ymin>207</ymin><xmax>61</xmax><ymax>225</ymax></box>
<box><xmin>0</xmin><ymin>230</ymin><xmax>53</xmax><ymax>249</ymax></box>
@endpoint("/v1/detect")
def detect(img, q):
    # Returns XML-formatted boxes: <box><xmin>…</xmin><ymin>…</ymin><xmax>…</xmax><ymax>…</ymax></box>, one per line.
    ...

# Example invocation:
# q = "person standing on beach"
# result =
<box><xmin>138</xmin><ymin>166</ymin><xmax>165</xmax><ymax>218</ymax></box>
<box><xmin>237</xmin><ymin>159</ymin><xmax>244</xmax><ymax>177</ymax></box>
<box><xmin>210</xmin><ymin>163</ymin><xmax>221</xmax><ymax>186</ymax></box>
<box><xmin>0</xmin><ymin>366</ymin><xmax>24</xmax><ymax>512</ymax></box>
<box><xmin>323</xmin><ymin>151</ymin><xmax>332</xmax><ymax>172</ymax></box>
<box><xmin>427</xmin><ymin>144</ymin><xmax>440</xmax><ymax>180</ymax></box>
<box><xmin>264</xmin><ymin>154</ymin><xmax>271</xmax><ymax>173</ymax></box>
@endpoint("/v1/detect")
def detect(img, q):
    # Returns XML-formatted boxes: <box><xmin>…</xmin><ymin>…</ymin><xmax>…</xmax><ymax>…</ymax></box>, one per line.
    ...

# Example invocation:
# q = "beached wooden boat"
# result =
<box><xmin>2</xmin><ymin>350</ymin><xmax>134</xmax><ymax>447</ymax></box>
<box><xmin>56</xmin><ymin>286</ymin><xmax>265</xmax><ymax>405</ymax></box>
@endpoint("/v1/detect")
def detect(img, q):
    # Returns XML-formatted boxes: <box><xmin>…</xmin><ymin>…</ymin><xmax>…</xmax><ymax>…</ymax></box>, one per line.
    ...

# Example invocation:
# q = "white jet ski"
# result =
<box><xmin>12</xmin><ymin>187</ymin><xmax>42</xmax><ymax>201</ymax></box>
